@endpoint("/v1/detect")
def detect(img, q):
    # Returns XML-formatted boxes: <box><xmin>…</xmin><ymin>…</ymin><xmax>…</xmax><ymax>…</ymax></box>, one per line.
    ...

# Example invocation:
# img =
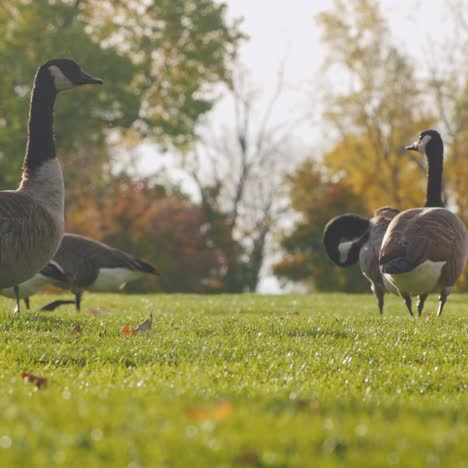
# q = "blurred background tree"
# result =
<box><xmin>0</xmin><ymin>0</ymin><xmax>466</xmax><ymax>293</ymax></box>
<box><xmin>273</xmin><ymin>160</ymin><xmax>368</xmax><ymax>292</ymax></box>
<box><xmin>274</xmin><ymin>0</ymin><xmax>467</xmax><ymax>291</ymax></box>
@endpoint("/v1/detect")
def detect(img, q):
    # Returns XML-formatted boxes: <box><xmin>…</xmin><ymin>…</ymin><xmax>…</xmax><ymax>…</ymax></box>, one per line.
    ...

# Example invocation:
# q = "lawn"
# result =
<box><xmin>0</xmin><ymin>293</ymin><xmax>466</xmax><ymax>467</ymax></box>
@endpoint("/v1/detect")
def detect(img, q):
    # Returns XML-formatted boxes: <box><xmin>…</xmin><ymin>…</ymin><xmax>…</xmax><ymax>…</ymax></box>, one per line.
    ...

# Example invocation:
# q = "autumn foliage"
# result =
<box><xmin>65</xmin><ymin>175</ymin><xmax>229</xmax><ymax>293</ymax></box>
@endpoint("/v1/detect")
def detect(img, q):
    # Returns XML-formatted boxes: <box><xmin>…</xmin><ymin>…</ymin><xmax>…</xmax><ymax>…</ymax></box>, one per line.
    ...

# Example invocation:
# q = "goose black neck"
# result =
<box><xmin>424</xmin><ymin>141</ymin><xmax>444</xmax><ymax>208</ymax></box>
<box><xmin>23</xmin><ymin>67</ymin><xmax>57</xmax><ymax>176</ymax></box>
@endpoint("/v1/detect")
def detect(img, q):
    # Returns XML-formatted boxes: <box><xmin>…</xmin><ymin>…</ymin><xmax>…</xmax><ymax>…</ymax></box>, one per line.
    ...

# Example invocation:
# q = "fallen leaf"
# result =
<box><xmin>21</xmin><ymin>372</ymin><xmax>47</xmax><ymax>389</ymax></box>
<box><xmin>296</xmin><ymin>398</ymin><xmax>321</xmax><ymax>414</ymax></box>
<box><xmin>292</xmin><ymin>311</ymin><xmax>300</xmax><ymax>316</ymax></box>
<box><xmin>88</xmin><ymin>308</ymin><xmax>107</xmax><ymax>316</ymax></box>
<box><xmin>185</xmin><ymin>400</ymin><xmax>233</xmax><ymax>422</ymax></box>
<box><xmin>239</xmin><ymin>450</ymin><xmax>261</xmax><ymax>465</ymax></box>
<box><xmin>136</xmin><ymin>313</ymin><xmax>153</xmax><ymax>332</ymax></box>
<box><xmin>72</xmin><ymin>324</ymin><xmax>82</xmax><ymax>335</ymax></box>
<box><xmin>122</xmin><ymin>323</ymin><xmax>137</xmax><ymax>336</ymax></box>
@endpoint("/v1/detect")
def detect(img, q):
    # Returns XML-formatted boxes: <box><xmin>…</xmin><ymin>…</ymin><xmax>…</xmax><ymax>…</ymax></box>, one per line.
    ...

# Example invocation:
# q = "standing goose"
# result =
<box><xmin>41</xmin><ymin>234</ymin><xmax>159</xmax><ymax>311</ymax></box>
<box><xmin>323</xmin><ymin>207</ymin><xmax>400</xmax><ymax>314</ymax></box>
<box><xmin>379</xmin><ymin>130</ymin><xmax>468</xmax><ymax>316</ymax></box>
<box><xmin>0</xmin><ymin>59</ymin><xmax>102</xmax><ymax>311</ymax></box>
<box><xmin>0</xmin><ymin>262</ymin><xmax>69</xmax><ymax>312</ymax></box>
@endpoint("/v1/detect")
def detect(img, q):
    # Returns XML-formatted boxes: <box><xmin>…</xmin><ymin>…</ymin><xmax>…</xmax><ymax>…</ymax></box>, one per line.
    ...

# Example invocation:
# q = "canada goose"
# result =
<box><xmin>0</xmin><ymin>59</ymin><xmax>102</xmax><ymax>311</ymax></box>
<box><xmin>379</xmin><ymin>130</ymin><xmax>468</xmax><ymax>316</ymax></box>
<box><xmin>41</xmin><ymin>234</ymin><xmax>159</xmax><ymax>311</ymax></box>
<box><xmin>0</xmin><ymin>262</ymin><xmax>68</xmax><ymax>313</ymax></box>
<box><xmin>323</xmin><ymin>207</ymin><xmax>400</xmax><ymax>314</ymax></box>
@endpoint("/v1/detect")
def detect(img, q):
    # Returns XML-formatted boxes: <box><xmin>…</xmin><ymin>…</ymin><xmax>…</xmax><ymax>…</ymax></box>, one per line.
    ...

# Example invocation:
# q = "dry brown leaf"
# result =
<box><xmin>292</xmin><ymin>311</ymin><xmax>300</xmax><ymax>316</ymax></box>
<box><xmin>185</xmin><ymin>400</ymin><xmax>233</xmax><ymax>422</ymax></box>
<box><xmin>88</xmin><ymin>308</ymin><xmax>107</xmax><ymax>316</ymax></box>
<box><xmin>21</xmin><ymin>372</ymin><xmax>48</xmax><ymax>389</ymax></box>
<box><xmin>122</xmin><ymin>323</ymin><xmax>137</xmax><ymax>336</ymax></box>
<box><xmin>136</xmin><ymin>313</ymin><xmax>153</xmax><ymax>332</ymax></box>
<box><xmin>239</xmin><ymin>450</ymin><xmax>261</xmax><ymax>465</ymax></box>
<box><xmin>71</xmin><ymin>324</ymin><xmax>82</xmax><ymax>335</ymax></box>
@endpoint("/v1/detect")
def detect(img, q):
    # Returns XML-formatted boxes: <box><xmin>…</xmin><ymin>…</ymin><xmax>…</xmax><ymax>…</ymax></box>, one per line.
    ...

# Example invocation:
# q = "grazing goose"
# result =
<box><xmin>323</xmin><ymin>207</ymin><xmax>400</xmax><ymax>314</ymax></box>
<box><xmin>379</xmin><ymin>130</ymin><xmax>468</xmax><ymax>316</ymax></box>
<box><xmin>0</xmin><ymin>59</ymin><xmax>102</xmax><ymax>311</ymax></box>
<box><xmin>41</xmin><ymin>234</ymin><xmax>159</xmax><ymax>311</ymax></box>
<box><xmin>0</xmin><ymin>262</ymin><xmax>68</xmax><ymax>313</ymax></box>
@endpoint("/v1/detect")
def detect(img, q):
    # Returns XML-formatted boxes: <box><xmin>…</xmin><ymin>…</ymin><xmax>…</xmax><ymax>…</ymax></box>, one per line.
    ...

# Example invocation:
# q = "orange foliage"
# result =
<box><xmin>65</xmin><ymin>176</ymin><xmax>227</xmax><ymax>293</ymax></box>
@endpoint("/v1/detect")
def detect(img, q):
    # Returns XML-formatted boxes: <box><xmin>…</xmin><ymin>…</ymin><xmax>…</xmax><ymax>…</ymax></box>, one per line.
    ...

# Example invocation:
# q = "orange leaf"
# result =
<box><xmin>21</xmin><ymin>372</ymin><xmax>48</xmax><ymax>389</ymax></box>
<box><xmin>136</xmin><ymin>313</ymin><xmax>153</xmax><ymax>332</ymax></box>
<box><xmin>72</xmin><ymin>324</ymin><xmax>82</xmax><ymax>334</ymax></box>
<box><xmin>122</xmin><ymin>323</ymin><xmax>137</xmax><ymax>336</ymax></box>
<box><xmin>185</xmin><ymin>400</ymin><xmax>233</xmax><ymax>422</ymax></box>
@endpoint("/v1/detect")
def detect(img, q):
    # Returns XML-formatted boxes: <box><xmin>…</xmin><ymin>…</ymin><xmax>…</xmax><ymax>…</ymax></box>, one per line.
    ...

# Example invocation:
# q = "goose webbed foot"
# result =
<box><xmin>403</xmin><ymin>294</ymin><xmax>413</xmax><ymax>316</ymax></box>
<box><xmin>417</xmin><ymin>293</ymin><xmax>428</xmax><ymax>317</ymax></box>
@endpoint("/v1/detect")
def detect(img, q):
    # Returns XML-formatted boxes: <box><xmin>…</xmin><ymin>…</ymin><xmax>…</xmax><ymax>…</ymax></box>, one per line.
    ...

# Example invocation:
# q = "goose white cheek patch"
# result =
<box><xmin>417</xmin><ymin>134</ymin><xmax>432</xmax><ymax>152</ymax></box>
<box><xmin>338</xmin><ymin>240</ymin><xmax>353</xmax><ymax>264</ymax></box>
<box><xmin>48</xmin><ymin>65</ymin><xmax>75</xmax><ymax>91</ymax></box>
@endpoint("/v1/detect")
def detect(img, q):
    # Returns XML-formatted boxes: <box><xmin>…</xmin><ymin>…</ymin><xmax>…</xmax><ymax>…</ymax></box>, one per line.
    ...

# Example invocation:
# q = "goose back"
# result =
<box><xmin>54</xmin><ymin>234</ymin><xmax>158</xmax><ymax>290</ymax></box>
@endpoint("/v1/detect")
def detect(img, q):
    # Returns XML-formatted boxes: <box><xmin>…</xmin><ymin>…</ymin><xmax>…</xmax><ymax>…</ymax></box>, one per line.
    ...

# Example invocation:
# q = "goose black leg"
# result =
<box><xmin>24</xmin><ymin>297</ymin><xmax>30</xmax><ymax>310</ymax></box>
<box><xmin>41</xmin><ymin>299</ymin><xmax>76</xmax><ymax>311</ymax></box>
<box><xmin>437</xmin><ymin>289</ymin><xmax>449</xmax><ymax>317</ymax></box>
<box><xmin>14</xmin><ymin>286</ymin><xmax>21</xmax><ymax>314</ymax></box>
<box><xmin>75</xmin><ymin>292</ymin><xmax>82</xmax><ymax>312</ymax></box>
<box><xmin>417</xmin><ymin>293</ymin><xmax>428</xmax><ymax>317</ymax></box>
<box><xmin>403</xmin><ymin>294</ymin><xmax>413</xmax><ymax>316</ymax></box>
<box><xmin>375</xmin><ymin>287</ymin><xmax>384</xmax><ymax>315</ymax></box>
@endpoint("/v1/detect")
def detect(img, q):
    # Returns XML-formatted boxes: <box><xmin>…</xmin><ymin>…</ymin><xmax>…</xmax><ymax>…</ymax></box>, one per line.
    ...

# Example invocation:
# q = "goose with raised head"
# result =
<box><xmin>0</xmin><ymin>261</ymin><xmax>69</xmax><ymax>313</ymax></box>
<box><xmin>0</xmin><ymin>59</ymin><xmax>102</xmax><ymax>312</ymax></box>
<box><xmin>323</xmin><ymin>207</ymin><xmax>400</xmax><ymax>314</ymax></box>
<box><xmin>41</xmin><ymin>234</ymin><xmax>159</xmax><ymax>312</ymax></box>
<box><xmin>379</xmin><ymin>130</ymin><xmax>468</xmax><ymax>316</ymax></box>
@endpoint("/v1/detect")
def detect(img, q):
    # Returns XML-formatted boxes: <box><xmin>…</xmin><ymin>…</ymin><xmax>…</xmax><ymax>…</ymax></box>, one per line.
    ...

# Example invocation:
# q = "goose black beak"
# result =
<box><xmin>405</xmin><ymin>141</ymin><xmax>418</xmax><ymax>151</ymax></box>
<box><xmin>77</xmin><ymin>70</ymin><xmax>104</xmax><ymax>86</ymax></box>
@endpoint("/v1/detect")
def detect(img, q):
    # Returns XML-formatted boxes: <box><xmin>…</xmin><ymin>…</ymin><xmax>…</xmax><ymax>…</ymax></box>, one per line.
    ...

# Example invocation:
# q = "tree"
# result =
<box><xmin>316</xmin><ymin>0</ymin><xmax>434</xmax><ymax>212</ymax></box>
<box><xmin>180</xmin><ymin>64</ymin><xmax>295</xmax><ymax>292</ymax></box>
<box><xmin>0</xmin><ymin>0</ymin><xmax>243</xmax><ymax>187</ymax></box>
<box><xmin>273</xmin><ymin>160</ymin><xmax>368</xmax><ymax>292</ymax></box>
<box><xmin>65</xmin><ymin>175</ymin><xmax>228</xmax><ymax>293</ymax></box>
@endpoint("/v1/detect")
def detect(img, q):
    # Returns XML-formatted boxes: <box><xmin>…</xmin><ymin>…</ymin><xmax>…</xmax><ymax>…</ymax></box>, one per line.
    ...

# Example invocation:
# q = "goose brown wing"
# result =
<box><xmin>55</xmin><ymin>234</ymin><xmax>159</xmax><ymax>288</ymax></box>
<box><xmin>380</xmin><ymin>208</ymin><xmax>467</xmax><ymax>284</ymax></box>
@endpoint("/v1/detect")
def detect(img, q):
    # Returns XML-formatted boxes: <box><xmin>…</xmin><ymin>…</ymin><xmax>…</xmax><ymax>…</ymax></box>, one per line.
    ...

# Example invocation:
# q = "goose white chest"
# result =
<box><xmin>383</xmin><ymin>260</ymin><xmax>446</xmax><ymax>296</ymax></box>
<box><xmin>88</xmin><ymin>268</ymin><xmax>144</xmax><ymax>292</ymax></box>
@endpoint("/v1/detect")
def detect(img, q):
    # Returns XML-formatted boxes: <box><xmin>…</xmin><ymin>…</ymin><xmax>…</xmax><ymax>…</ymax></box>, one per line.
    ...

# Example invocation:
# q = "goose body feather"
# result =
<box><xmin>380</xmin><ymin>207</ymin><xmax>468</xmax><ymax>296</ymax></box>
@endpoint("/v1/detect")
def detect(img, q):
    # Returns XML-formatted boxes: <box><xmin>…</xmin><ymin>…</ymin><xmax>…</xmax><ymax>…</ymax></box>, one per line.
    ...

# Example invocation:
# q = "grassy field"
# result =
<box><xmin>0</xmin><ymin>292</ymin><xmax>466</xmax><ymax>467</ymax></box>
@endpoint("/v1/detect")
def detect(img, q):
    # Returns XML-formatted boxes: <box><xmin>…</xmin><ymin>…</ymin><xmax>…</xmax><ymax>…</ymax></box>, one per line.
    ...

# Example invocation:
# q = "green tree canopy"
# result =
<box><xmin>0</xmin><ymin>0</ymin><xmax>243</xmax><ymax>187</ymax></box>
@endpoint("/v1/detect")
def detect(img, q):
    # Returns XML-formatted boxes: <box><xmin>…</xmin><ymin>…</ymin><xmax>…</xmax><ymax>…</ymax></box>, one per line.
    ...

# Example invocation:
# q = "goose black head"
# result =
<box><xmin>41</xmin><ymin>58</ymin><xmax>103</xmax><ymax>93</ymax></box>
<box><xmin>322</xmin><ymin>214</ymin><xmax>370</xmax><ymax>266</ymax></box>
<box><xmin>405</xmin><ymin>130</ymin><xmax>443</xmax><ymax>158</ymax></box>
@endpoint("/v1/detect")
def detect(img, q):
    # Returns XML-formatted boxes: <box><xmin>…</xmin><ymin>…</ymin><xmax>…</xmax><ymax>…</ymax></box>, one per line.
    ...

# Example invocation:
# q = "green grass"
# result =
<box><xmin>0</xmin><ymin>293</ymin><xmax>466</xmax><ymax>467</ymax></box>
